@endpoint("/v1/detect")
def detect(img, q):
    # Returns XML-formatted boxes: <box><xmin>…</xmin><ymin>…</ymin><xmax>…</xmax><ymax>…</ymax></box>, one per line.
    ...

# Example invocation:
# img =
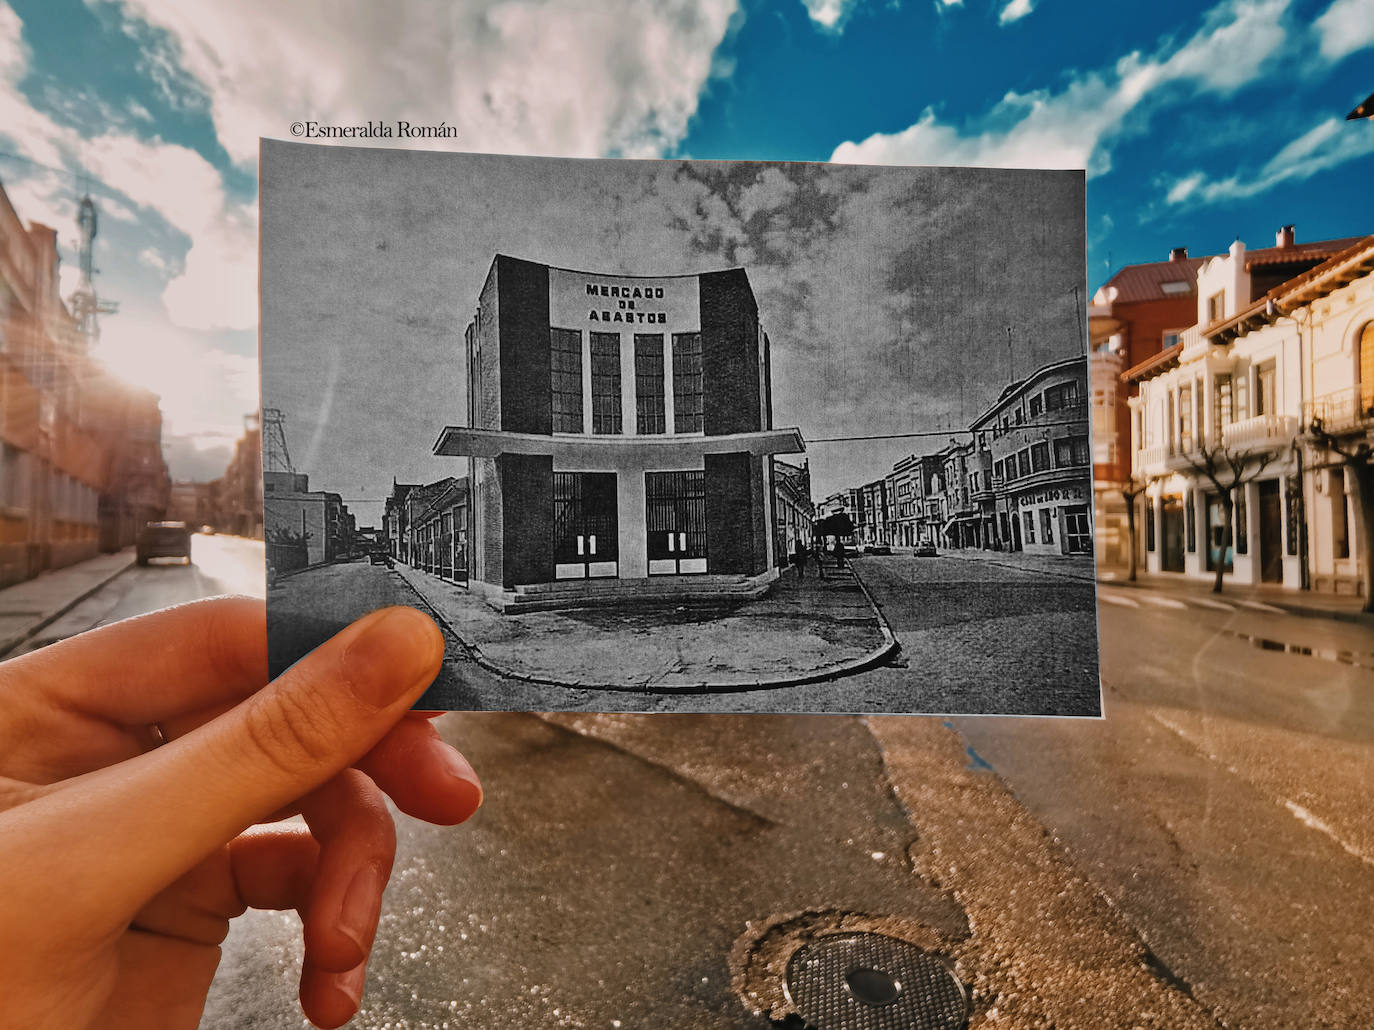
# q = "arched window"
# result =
<box><xmin>1361</xmin><ymin>322</ymin><xmax>1374</xmax><ymax>416</ymax></box>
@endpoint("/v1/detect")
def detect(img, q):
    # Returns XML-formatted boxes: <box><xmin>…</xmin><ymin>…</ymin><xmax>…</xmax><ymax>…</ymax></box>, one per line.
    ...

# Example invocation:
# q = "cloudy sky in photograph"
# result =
<box><xmin>261</xmin><ymin>143</ymin><xmax>1083</xmax><ymax>515</ymax></box>
<box><xmin>0</xmin><ymin>0</ymin><xmax>1370</xmax><ymax>486</ymax></box>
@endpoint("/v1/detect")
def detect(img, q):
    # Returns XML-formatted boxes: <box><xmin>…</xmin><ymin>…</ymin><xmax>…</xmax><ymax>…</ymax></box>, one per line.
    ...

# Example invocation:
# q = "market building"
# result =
<box><xmin>436</xmin><ymin>256</ymin><xmax>803</xmax><ymax>608</ymax></box>
<box><xmin>972</xmin><ymin>356</ymin><xmax>1093</xmax><ymax>557</ymax></box>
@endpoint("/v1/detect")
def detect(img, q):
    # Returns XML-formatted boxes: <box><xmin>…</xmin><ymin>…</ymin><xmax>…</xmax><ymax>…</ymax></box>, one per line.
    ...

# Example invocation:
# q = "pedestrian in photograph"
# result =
<box><xmin>814</xmin><ymin>534</ymin><xmax>827</xmax><ymax>579</ymax></box>
<box><xmin>833</xmin><ymin>537</ymin><xmax>847</xmax><ymax>570</ymax></box>
<box><xmin>792</xmin><ymin>538</ymin><xmax>810</xmax><ymax>580</ymax></box>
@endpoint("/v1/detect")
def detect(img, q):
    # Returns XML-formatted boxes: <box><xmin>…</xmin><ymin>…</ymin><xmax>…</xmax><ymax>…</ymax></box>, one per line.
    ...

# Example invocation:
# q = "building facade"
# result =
<box><xmin>772</xmin><ymin>458</ymin><xmax>813</xmax><ymax>562</ymax></box>
<box><xmin>408</xmin><ymin>477</ymin><xmax>470</xmax><ymax>582</ymax></box>
<box><xmin>1128</xmin><ymin>232</ymin><xmax>1374</xmax><ymax>594</ymax></box>
<box><xmin>972</xmin><ymin>357</ymin><xmax>1093</xmax><ymax>557</ymax></box>
<box><xmin>1</xmin><ymin>182</ymin><xmax>170</xmax><ymax>588</ymax></box>
<box><xmin>263</xmin><ymin>470</ymin><xmax>355</xmax><ymax>571</ymax></box>
<box><xmin>437</xmin><ymin>256</ymin><xmax>803</xmax><ymax>605</ymax></box>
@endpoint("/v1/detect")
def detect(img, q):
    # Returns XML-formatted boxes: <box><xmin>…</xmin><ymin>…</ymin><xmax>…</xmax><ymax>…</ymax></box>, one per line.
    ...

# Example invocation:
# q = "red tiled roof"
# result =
<box><xmin>1243</xmin><ymin>236</ymin><xmax>1367</xmax><ymax>268</ymax></box>
<box><xmin>1098</xmin><ymin>257</ymin><xmax>1208</xmax><ymax>304</ymax></box>
<box><xmin>1121</xmin><ymin>342</ymin><xmax>1183</xmax><ymax>384</ymax></box>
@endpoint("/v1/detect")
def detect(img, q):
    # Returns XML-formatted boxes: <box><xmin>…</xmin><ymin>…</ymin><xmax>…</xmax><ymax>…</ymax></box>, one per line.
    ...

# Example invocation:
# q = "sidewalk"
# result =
<box><xmin>1100</xmin><ymin>569</ymin><xmax>1374</xmax><ymax>625</ymax></box>
<box><xmin>0</xmin><ymin>549</ymin><xmax>135</xmax><ymax>656</ymax></box>
<box><xmin>394</xmin><ymin>561</ymin><xmax>896</xmax><ymax>691</ymax></box>
<box><xmin>924</xmin><ymin>546</ymin><xmax>1098</xmax><ymax>582</ymax></box>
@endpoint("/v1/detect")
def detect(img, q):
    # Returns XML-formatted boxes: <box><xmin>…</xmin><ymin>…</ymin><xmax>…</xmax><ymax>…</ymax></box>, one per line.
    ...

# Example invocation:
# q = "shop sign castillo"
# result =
<box><xmin>548</xmin><ymin>267</ymin><xmax>701</xmax><ymax>332</ymax></box>
<box><xmin>1014</xmin><ymin>484</ymin><xmax>1087</xmax><ymax>507</ymax></box>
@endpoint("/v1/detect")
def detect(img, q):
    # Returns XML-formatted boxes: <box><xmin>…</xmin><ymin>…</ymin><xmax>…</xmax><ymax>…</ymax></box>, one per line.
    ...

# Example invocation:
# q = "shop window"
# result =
<box><xmin>1023</xmin><ymin>510</ymin><xmax>1036</xmax><ymax>544</ymax></box>
<box><xmin>550</xmin><ymin>328</ymin><xmax>583</xmax><ymax>433</ymax></box>
<box><xmin>1235</xmin><ymin>488</ymin><xmax>1247</xmax><ymax>554</ymax></box>
<box><xmin>1039</xmin><ymin>507</ymin><xmax>1054</xmax><ymax>544</ymax></box>
<box><xmin>672</xmin><ymin>332</ymin><xmax>704</xmax><ymax>433</ymax></box>
<box><xmin>1285</xmin><ymin>478</ymin><xmax>1301</xmax><ymax>557</ymax></box>
<box><xmin>1333</xmin><ymin>471</ymin><xmax>1350</xmax><ymax>559</ymax></box>
<box><xmin>590</xmin><ymin>332</ymin><xmax>622</xmax><ymax>435</ymax></box>
<box><xmin>634</xmin><ymin>334</ymin><xmax>665</xmax><ymax>434</ymax></box>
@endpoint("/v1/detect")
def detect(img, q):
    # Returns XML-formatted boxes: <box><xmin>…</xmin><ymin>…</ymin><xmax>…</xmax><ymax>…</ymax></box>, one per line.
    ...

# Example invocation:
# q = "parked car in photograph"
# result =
<box><xmin>866</xmin><ymin>543</ymin><xmax>893</xmax><ymax>555</ymax></box>
<box><xmin>914</xmin><ymin>544</ymin><xmax>938</xmax><ymax>557</ymax></box>
<box><xmin>368</xmin><ymin>549</ymin><xmax>392</xmax><ymax>566</ymax></box>
<box><xmin>136</xmin><ymin>521</ymin><xmax>192</xmax><ymax>566</ymax></box>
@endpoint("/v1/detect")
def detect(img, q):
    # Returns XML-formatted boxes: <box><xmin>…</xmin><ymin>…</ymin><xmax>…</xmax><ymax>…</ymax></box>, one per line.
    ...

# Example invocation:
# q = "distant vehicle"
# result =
<box><xmin>137</xmin><ymin>521</ymin><xmax>192</xmax><ymax>566</ymax></box>
<box><xmin>368</xmin><ymin>550</ymin><xmax>392</xmax><ymax>566</ymax></box>
<box><xmin>914</xmin><ymin>544</ymin><xmax>938</xmax><ymax>557</ymax></box>
<box><xmin>198</xmin><ymin>524</ymin><xmax>215</xmax><ymax>535</ymax></box>
<box><xmin>865</xmin><ymin>544</ymin><xmax>892</xmax><ymax>555</ymax></box>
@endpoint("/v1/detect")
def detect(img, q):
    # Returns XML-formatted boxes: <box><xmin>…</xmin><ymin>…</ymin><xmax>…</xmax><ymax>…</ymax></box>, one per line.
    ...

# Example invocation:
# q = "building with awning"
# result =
<box><xmin>436</xmin><ymin>255</ymin><xmax>804</xmax><ymax>608</ymax></box>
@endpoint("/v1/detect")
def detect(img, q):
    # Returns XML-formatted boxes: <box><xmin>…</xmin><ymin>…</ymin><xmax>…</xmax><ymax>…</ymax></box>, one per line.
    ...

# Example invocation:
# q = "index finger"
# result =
<box><xmin>0</xmin><ymin>596</ymin><xmax>268</xmax><ymax>728</ymax></box>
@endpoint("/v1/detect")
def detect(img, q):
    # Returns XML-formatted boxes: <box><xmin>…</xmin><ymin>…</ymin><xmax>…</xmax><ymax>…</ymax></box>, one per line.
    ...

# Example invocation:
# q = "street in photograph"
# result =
<box><xmin>258</xmin><ymin>140</ymin><xmax>1099</xmax><ymax>715</ymax></box>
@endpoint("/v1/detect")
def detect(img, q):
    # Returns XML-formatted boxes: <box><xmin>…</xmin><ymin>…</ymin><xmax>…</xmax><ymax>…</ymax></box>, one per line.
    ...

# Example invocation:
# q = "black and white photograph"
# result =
<box><xmin>261</xmin><ymin>139</ymin><xmax>1099</xmax><ymax>715</ymax></box>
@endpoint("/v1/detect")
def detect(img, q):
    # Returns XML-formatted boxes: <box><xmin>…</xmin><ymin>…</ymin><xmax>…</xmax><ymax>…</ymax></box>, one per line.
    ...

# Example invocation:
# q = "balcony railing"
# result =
<box><xmin>1305</xmin><ymin>387</ymin><xmax>1374</xmax><ymax>435</ymax></box>
<box><xmin>1179</xmin><ymin>324</ymin><xmax>1208</xmax><ymax>361</ymax></box>
<box><xmin>1221</xmin><ymin>413</ymin><xmax>1297</xmax><ymax>451</ymax></box>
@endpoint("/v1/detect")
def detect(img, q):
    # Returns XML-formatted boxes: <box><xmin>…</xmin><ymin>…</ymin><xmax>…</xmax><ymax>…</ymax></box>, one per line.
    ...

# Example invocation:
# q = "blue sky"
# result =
<box><xmin>0</xmin><ymin>0</ymin><xmax>1371</xmax><ymax>485</ymax></box>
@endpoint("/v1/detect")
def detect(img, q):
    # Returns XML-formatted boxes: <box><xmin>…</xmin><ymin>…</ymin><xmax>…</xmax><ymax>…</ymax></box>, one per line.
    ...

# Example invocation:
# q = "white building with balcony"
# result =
<box><xmin>1126</xmin><ymin>230</ymin><xmax>1374</xmax><ymax>592</ymax></box>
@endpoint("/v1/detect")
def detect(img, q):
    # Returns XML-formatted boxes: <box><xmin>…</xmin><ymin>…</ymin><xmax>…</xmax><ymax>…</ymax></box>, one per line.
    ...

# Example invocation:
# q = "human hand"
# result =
<box><xmin>0</xmin><ymin>597</ymin><xmax>481</xmax><ymax>1030</ymax></box>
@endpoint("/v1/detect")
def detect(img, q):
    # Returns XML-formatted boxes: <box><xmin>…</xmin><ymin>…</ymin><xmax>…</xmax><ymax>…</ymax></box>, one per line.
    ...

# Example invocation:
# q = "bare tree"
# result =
<box><xmin>1181</xmin><ymin>444</ymin><xmax>1278</xmax><ymax>594</ymax></box>
<box><xmin>1118</xmin><ymin>475</ymin><xmax>1153</xmax><ymax>582</ymax></box>
<box><xmin>1307</xmin><ymin>420</ymin><xmax>1374</xmax><ymax>612</ymax></box>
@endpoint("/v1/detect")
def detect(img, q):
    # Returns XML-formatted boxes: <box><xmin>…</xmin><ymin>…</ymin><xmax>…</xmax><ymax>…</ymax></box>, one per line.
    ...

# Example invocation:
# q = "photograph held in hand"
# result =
<box><xmin>260</xmin><ymin>140</ymin><xmax>1099</xmax><ymax>716</ymax></box>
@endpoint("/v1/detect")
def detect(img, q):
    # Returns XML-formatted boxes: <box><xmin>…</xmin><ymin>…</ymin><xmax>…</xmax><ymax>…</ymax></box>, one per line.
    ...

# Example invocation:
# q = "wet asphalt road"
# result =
<box><xmin>12</xmin><ymin>538</ymin><xmax>1371</xmax><ymax>1027</ymax></box>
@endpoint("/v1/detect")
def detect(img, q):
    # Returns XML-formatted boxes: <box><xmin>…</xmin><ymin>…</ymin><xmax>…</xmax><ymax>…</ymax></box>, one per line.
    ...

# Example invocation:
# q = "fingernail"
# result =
<box><xmin>339</xmin><ymin>862</ymin><xmax>387</xmax><ymax>957</ymax></box>
<box><xmin>441</xmin><ymin>747</ymin><xmax>484</xmax><ymax>814</ymax></box>
<box><xmin>340</xmin><ymin>607</ymin><xmax>443</xmax><ymax>709</ymax></box>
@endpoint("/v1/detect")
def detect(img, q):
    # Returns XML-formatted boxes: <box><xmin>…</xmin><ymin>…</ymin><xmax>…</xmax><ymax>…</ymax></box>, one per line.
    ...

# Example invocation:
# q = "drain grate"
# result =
<box><xmin>784</xmin><ymin>932</ymin><xmax>968</xmax><ymax>1030</ymax></box>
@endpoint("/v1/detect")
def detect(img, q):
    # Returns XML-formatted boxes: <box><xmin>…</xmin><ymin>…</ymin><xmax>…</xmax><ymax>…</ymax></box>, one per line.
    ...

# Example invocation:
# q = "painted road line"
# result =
<box><xmin>1098</xmin><ymin>592</ymin><xmax>1141</xmax><ymax>608</ymax></box>
<box><xmin>1189</xmin><ymin>596</ymin><xmax>1236</xmax><ymax>611</ymax></box>
<box><xmin>1140</xmin><ymin>594</ymin><xmax>1188</xmax><ymax>610</ymax></box>
<box><xmin>1235</xmin><ymin>599</ymin><xmax>1286</xmax><ymax>613</ymax></box>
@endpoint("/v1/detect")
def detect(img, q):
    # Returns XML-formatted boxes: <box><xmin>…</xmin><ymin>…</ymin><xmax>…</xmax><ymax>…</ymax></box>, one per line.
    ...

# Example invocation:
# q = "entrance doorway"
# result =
<box><xmin>1160</xmin><ymin>496</ymin><xmax>1185</xmax><ymax>572</ymax></box>
<box><xmin>1258</xmin><ymin>479</ymin><xmax>1283</xmax><ymax>583</ymax></box>
<box><xmin>646</xmin><ymin>470</ymin><xmax>708</xmax><ymax>574</ymax></box>
<box><xmin>553</xmin><ymin>472</ymin><xmax>619</xmax><ymax>579</ymax></box>
<box><xmin>1204</xmin><ymin>491</ymin><xmax>1233</xmax><ymax>573</ymax></box>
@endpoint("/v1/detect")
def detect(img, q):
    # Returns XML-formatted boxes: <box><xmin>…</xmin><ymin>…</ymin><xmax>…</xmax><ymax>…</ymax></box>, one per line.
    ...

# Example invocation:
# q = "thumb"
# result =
<box><xmin>60</xmin><ymin>606</ymin><xmax>444</xmax><ymax>916</ymax></box>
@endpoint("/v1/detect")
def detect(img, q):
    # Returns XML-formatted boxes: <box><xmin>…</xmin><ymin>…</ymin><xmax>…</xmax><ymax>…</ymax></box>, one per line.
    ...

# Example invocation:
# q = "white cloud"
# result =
<box><xmin>1313</xmin><ymin>0</ymin><xmax>1374</xmax><ymax>61</ymax></box>
<box><xmin>799</xmin><ymin>0</ymin><xmax>860</xmax><ymax>29</ymax></box>
<box><xmin>97</xmin><ymin>0</ymin><xmax>739</xmax><ymax>166</ymax></box>
<box><xmin>998</xmin><ymin>0</ymin><xmax>1034</xmax><ymax>25</ymax></box>
<box><xmin>1163</xmin><ymin>117</ymin><xmax>1374</xmax><ymax>205</ymax></box>
<box><xmin>831</xmin><ymin>0</ymin><xmax>1291</xmax><ymax>174</ymax></box>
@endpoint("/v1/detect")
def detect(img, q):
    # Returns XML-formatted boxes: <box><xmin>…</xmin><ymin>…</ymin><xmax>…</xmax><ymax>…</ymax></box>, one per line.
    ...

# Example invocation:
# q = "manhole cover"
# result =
<box><xmin>784</xmin><ymin>932</ymin><xmax>968</xmax><ymax>1030</ymax></box>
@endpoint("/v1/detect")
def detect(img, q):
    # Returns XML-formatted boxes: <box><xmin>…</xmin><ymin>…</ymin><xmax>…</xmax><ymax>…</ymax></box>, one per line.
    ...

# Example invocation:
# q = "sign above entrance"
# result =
<box><xmin>548</xmin><ymin>267</ymin><xmax>701</xmax><ymax>333</ymax></box>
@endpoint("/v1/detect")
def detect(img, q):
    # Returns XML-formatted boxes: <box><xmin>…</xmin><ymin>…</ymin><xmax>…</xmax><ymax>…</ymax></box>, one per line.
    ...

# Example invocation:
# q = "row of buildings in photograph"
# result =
<box><xmin>0</xmin><ymin>181</ymin><xmax>171</xmax><ymax>589</ymax></box>
<box><xmin>820</xmin><ymin>355</ymin><xmax>1094</xmax><ymax>560</ymax></box>
<box><xmin>1090</xmin><ymin>226</ymin><xmax>1374</xmax><ymax>602</ymax></box>
<box><xmin>369</xmin><ymin>256</ymin><xmax>810</xmax><ymax>609</ymax></box>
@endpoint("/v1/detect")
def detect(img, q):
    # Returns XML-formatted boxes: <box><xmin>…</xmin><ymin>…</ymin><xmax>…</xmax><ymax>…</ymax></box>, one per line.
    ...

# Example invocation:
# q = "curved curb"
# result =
<box><xmin>405</xmin><ymin>568</ymin><xmax>900</xmax><ymax>695</ymax></box>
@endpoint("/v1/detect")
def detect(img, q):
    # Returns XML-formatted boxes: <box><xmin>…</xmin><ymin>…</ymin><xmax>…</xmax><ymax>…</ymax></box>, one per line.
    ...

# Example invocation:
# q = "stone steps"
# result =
<box><xmin>498</xmin><ymin>574</ymin><xmax>771</xmax><ymax>613</ymax></box>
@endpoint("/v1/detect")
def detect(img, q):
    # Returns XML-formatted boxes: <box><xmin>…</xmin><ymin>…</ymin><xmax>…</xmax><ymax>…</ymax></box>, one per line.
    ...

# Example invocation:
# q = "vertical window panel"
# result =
<box><xmin>672</xmin><ymin>332</ymin><xmax>703</xmax><ymax>433</ymax></box>
<box><xmin>634</xmin><ymin>334</ymin><xmax>665</xmax><ymax>434</ymax></box>
<box><xmin>590</xmin><ymin>332</ymin><xmax>622</xmax><ymax>435</ymax></box>
<box><xmin>550</xmin><ymin>328</ymin><xmax>583</xmax><ymax>433</ymax></box>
